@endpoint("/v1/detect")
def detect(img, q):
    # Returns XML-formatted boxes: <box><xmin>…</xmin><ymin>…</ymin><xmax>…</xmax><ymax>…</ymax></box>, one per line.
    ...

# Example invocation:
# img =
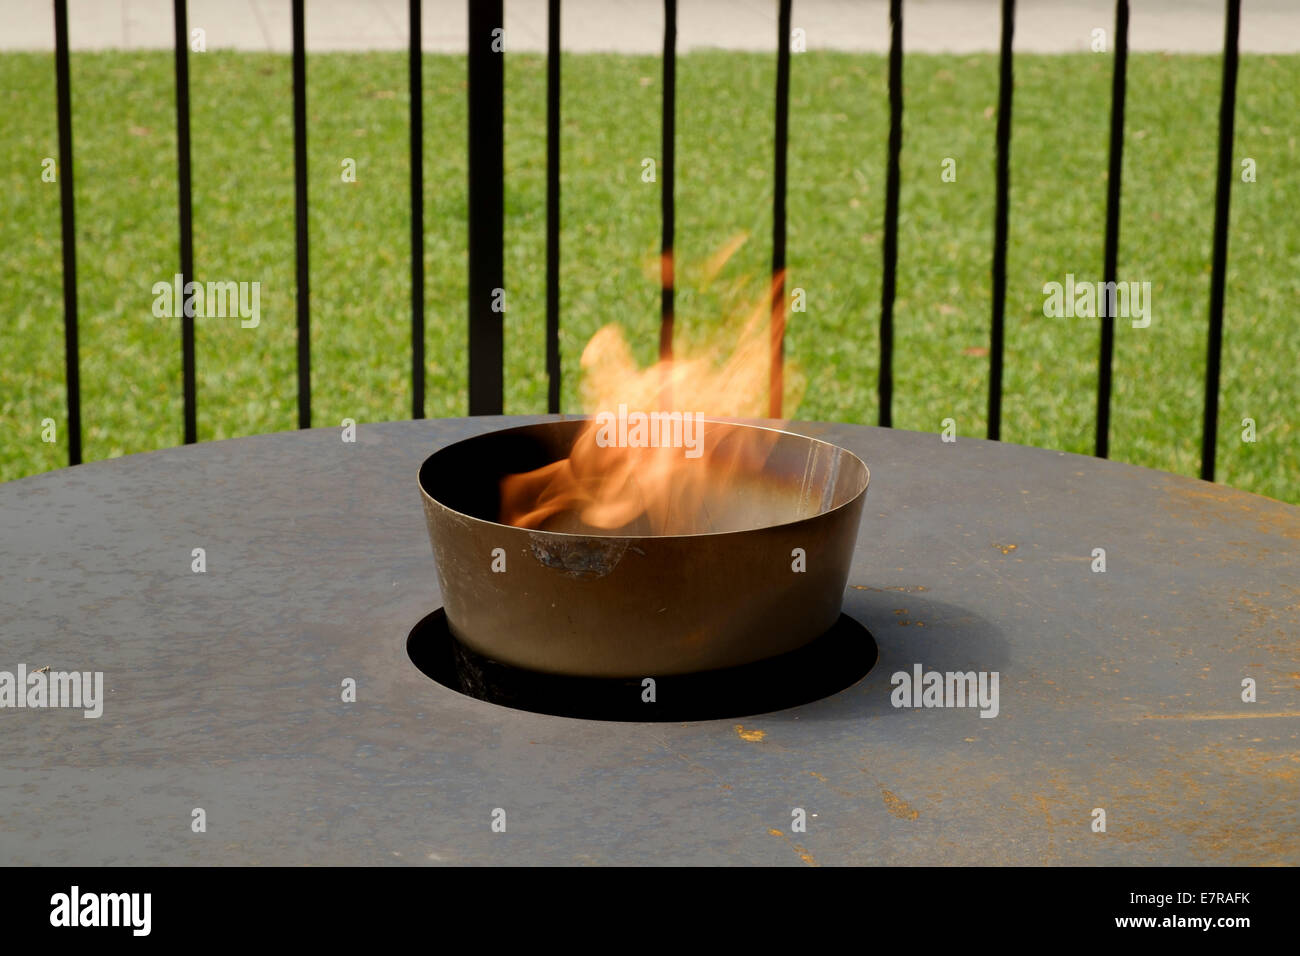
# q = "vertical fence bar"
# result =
<box><xmin>769</xmin><ymin>0</ymin><xmax>791</xmax><ymax>418</ymax></box>
<box><xmin>292</xmin><ymin>0</ymin><xmax>311</xmax><ymax>428</ymax></box>
<box><xmin>174</xmin><ymin>0</ymin><xmax>197</xmax><ymax>444</ymax></box>
<box><xmin>659</xmin><ymin>0</ymin><xmax>677</xmax><ymax>364</ymax></box>
<box><xmin>545</xmin><ymin>0</ymin><xmax>562</xmax><ymax>413</ymax></box>
<box><xmin>410</xmin><ymin>0</ymin><xmax>425</xmax><ymax>419</ymax></box>
<box><xmin>468</xmin><ymin>0</ymin><xmax>504</xmax><ymax>414</ymax></box>
<box><xmin>1200</xmin><ymin>0</ymin><xmax>1241</xmax><ymax>482</ymax></box>
<box><xmin>878</xmin><ymin>0</ymin><xmax>903</xmax><ymax>429</ymax></box>
<box><xmin>53</xmin><ymin>0</ymin><xmax>80</xmax><ymax>465</ymax></box>
<box><xmin>1095</xmin><ymin>0</ymin><xmax>1129</xmax><ymax>459</ymax></box>
<box><xmin>987</xmin><ymin>0</ymin><xmax>1015</xmax><ymax>441</ymax></box>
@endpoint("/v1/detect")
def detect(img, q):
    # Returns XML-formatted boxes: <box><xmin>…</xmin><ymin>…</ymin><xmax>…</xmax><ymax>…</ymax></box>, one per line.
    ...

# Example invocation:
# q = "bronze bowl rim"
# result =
<box><xmin>417</xmin><ymin>416</ymin><xmax>870</xmax><ymax>541</ymax></box>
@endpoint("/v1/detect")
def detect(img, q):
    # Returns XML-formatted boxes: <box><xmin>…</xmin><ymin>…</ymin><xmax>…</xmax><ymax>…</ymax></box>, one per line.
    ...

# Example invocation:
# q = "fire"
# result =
<box><xmin>499</xmin><ymin>241</ymin><xmax>802</xmax><ymax>535</ymax></box>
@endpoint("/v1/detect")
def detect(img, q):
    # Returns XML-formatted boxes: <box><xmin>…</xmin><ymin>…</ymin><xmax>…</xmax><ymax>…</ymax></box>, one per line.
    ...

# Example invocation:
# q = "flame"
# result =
<box><xmin>500</xmin><ymin>240</ymin><xmax>802</xmax><ymax>536</ymax></box>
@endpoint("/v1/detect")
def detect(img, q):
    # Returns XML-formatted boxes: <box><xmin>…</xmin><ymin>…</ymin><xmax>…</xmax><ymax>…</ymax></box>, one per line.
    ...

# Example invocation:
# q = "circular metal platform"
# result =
<box><xmin>1</xmin><ymin>417</ymin><xmax>1296</xmax><ymax>865</ymax></box>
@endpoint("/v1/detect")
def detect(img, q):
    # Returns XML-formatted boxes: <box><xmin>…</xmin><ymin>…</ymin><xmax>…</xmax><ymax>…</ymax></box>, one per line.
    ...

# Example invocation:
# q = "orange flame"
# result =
<box><xmin>500</xmin><ymin>241</ymin><xmax>801</xmax><ymax>536</ymax></box>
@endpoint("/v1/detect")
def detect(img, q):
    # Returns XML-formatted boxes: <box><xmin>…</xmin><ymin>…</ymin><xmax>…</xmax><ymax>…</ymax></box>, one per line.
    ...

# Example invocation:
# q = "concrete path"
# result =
<box><xmin>2</xmin><ymin>0</ymin><xmax>1297</xmax><ymax>54</ymax></box>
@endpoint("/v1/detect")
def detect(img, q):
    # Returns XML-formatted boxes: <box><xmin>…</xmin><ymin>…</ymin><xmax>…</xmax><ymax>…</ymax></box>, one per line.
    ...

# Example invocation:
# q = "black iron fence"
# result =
<box><xmin>50</xmin><ymin>0</ymin><xmax>1244</xmax><ymax>481</ymax></box>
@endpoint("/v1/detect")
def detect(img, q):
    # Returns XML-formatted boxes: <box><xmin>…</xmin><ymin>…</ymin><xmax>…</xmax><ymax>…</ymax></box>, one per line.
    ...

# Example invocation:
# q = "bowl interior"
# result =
<box><xmin>419</xmin><ymin>419</ymin><xmax>868</xmax><ymax>537</ymax></box>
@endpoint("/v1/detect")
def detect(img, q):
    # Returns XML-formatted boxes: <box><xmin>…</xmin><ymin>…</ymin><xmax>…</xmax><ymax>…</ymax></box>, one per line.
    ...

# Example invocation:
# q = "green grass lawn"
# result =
<box><xmin>1</xmin><ymin>50</ymin><xmax>1296</xmax><ymax>501</ymax></box>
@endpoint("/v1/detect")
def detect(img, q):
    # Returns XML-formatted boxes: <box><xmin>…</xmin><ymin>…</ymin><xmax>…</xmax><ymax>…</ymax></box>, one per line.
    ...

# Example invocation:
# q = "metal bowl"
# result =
<box><xmin>418</xmin><ymin>419</ymin><xmax>869</xmax><ymax>678</ymax></box>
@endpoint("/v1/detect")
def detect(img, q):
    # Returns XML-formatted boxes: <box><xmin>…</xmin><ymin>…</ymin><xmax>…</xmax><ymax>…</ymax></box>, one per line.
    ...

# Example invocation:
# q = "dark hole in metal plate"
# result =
<box><xmin>406</xmin><ymin>608</ymin><xmax>878</xmax><ymax>721</ymax></box>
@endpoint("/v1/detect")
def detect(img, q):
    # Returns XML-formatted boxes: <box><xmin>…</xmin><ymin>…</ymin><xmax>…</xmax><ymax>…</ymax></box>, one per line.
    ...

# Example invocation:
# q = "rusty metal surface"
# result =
<box><xmin>1</xmin><ymin>416</ymin><xmax>1296</xmax><ymax>865</ymax></box>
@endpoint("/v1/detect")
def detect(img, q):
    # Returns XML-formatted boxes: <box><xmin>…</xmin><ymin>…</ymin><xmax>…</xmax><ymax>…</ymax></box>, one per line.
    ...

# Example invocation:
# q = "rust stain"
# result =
<box><xmin>1096</xmin><ymin>743</ymin><xmax>1300</xmax><ymax>864</ymax></box>
<box><xmin>1161</xmin><ymin>478</ymin><xmax>1300</xmax><ymax>541</ymax></box>
<box><xmin>809</xmin><ymin>772</ymin><xmax>858</xmax><ymax>799</ymax></box>
<box><xmin>1010</xmin><ymin>746</ymin><xmax>1299</xmax><ymax>866</ymax></box>
<box><xmin>1220</xmin><ymin>748</ymin><xmax>1300</xmax><ymax>784</ymax></box>
<box><xmin>881</xmin><ymin>788</ymin><xmax>920</xmax><ymax>821</ymax></box>
<box><xmin>734</xmin><ymin>724</ymin><xmax>766</xmax><ymax>742</ymax></box>
<box><xmin>766</xmin><ymin>828</ymin><xmax>819</xmax><ymax>867</ymax></box>
<box><xmin>1138</xmin><ymin>711</ymin><xmax>1300</xmax><ymax>721</ymax></box>
<box><xmin>994</xmin><ymin>543</ymin><xmax>1018</xmax><ymax>555</ymax></box>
